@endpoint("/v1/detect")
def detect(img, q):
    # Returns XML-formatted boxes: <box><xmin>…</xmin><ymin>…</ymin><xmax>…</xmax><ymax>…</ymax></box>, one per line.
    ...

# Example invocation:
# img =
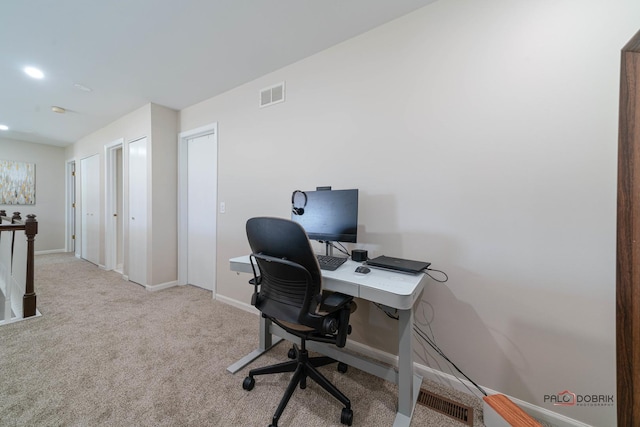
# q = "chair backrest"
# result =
<box><xmin>246</xmin><ymin>217</ymin><xmax>322</xmax><ymax>326</ymax></box>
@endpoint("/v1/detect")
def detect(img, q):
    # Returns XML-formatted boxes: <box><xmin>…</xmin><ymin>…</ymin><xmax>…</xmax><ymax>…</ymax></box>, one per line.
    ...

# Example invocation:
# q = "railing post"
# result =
<box><xmin>23</xmin><ymin>215</ymin><xmax>37</xmax><ymax>318</ymax></box>
<box><xmin>11</xmin><ymin>212</ymin><xmax>21</xmax><ymax>223</ymax></box>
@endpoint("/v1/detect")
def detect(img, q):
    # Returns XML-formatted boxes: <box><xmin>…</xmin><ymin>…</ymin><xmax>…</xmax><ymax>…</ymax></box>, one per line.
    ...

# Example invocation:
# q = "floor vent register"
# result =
<box><xmin>417</xmin><ymin>388</ymin><xmax>473</xmax><ymax>426</ymax></box>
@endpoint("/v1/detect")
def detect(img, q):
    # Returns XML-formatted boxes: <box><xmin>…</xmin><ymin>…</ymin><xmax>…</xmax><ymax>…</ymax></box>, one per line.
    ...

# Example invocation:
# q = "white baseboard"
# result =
<box><xmin>215</xmin><ymin>294</ymin><xmax>259</xmax><ymax>315</ymax></box>
<box><xmin>34</xmin><ymin>249</ymin><xmax>66</xmax><ymax>255</ymax></box>
<box><xmin>145</xmin><ymin>280</ymin><xmax>178</xmax><ymax>292</ymax></box>
<box><xmin>0</xmin><ymin>309</ymin><xmax>42</xmax><ymax>326</ymax></box>
<box><xmin>483</xmin><ymin>399</ymin><xmax>514</xmax><ymax>427</ymax></box>
<box><xmin>216</xmin><ymin>295</ymin><xmax>589</xmax><ymax>427</ymax></box>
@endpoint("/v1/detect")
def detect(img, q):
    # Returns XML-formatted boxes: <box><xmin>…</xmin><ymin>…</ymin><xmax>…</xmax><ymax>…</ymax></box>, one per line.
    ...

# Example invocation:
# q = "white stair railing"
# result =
<box><xmin>0</xmin><ymin>219</ymin><xmax>12</xmax><ymax>322</ymax></box>
<box><xmin>0</xmin><ymin>211</ymin><xmax>38</xmax><ymax>324</ymax></box>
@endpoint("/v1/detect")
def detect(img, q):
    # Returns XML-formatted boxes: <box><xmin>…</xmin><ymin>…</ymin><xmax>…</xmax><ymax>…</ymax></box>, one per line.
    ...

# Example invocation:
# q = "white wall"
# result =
<box><xmin>0</xmin><ymin>137</ymin><xmax>66</xmax><ymax>251</ymax></box>
<box><xmin>149</xmin><ymin>103</ymin><xmax>178</xmax><ymax>286</ymax></box>
<box><xmin>66</xmin><ymin>104</ymin><xmax>151</xmax><ymax>266</ymax></box>
<box><xmin>67</xmin><ymin>103</ymin><xmax>178</xmax><ymax>287</ymax></box>
<box><xmin>179</xmin><ymin>0</ymin><xmax>639</xmax><ymax>425</ymax></box>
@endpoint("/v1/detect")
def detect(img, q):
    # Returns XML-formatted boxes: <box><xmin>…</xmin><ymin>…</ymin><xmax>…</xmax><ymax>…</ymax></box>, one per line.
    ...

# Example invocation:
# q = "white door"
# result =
<box><xmin>105</xmin><ymin>141</ymin><xmax>124</xmax><ymax>273</ymax></box>
<box><xmin>186</xmin><ymin>133</ymin><xmax>217</xmax><ymax>291</ymax></box>
<box><xmin>128</xmin><ymin>137</ymin><xmax>147</xmax><ymax>286</ymax></box>
<box><xmin>80</xmin><ymin>155</ymin><xmax>100</xmax><ymax>265</ymax></box>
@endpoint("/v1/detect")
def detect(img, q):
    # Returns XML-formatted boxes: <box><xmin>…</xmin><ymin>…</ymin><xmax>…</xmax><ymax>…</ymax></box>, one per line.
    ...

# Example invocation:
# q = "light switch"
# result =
<box><xmin>219</xmin><ymin>202</ymin><xmax>226</xmax><ymax>214</ymax></box>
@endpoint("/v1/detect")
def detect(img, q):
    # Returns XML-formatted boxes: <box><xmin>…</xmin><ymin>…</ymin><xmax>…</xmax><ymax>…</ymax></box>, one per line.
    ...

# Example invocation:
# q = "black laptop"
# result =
<box><xmin>366</xmin><ymin>255</ymin><xmax>431</xmax><ymax>274</ymax></box>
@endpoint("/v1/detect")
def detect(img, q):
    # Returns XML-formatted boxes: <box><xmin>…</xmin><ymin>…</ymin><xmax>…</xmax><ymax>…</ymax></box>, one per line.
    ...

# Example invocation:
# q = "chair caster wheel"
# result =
<box><xmin>337</xmin><ymin>362</ymin><xmax>348</xmax><ymax>373</ymax></box>
<box><xmin>341</xmin><ymin>407</ymin><xmax>353</xmax><ymax>426</ymax></box>
<box><xmin>242</xmin><ymin>376</ymin><xmax>255</xmax><ymax>391</ymax></box>
<box><xmin>288</xmin><ymin>347</ymin><xmax>296</xmax><ymax>359</ymax></box>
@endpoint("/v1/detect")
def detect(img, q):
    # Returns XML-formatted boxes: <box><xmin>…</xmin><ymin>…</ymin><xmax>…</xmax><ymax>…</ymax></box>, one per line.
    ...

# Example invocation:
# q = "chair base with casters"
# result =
<box><xmin>243</xmin><ymin>339</ymin><xmax>353</xmax><ymax>427</ymax></box>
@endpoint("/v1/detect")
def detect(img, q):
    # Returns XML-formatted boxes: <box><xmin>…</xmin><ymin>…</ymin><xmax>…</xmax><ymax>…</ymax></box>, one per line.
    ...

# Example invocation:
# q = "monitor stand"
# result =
<box><xmin>324</xmin><ymin>241</ymin><xmax>334</xmax><ymax>257</ymax></box>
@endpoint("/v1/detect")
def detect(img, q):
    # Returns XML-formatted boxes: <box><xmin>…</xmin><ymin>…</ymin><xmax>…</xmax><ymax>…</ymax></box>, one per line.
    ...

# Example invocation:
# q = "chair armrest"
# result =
<box><xmin>319</xmin><ymin>292</ymin><xmax>353</xmax><ymax>313</ymax></box>
<box><xmin>317</xmin><ymin>291</ymin><xmax>355</xmax><ymax>347</ymax></box>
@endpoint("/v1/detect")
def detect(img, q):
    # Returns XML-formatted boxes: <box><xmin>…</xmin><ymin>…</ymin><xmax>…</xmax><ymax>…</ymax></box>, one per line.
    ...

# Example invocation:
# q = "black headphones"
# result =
<box><xmin>291</xmin><ymin>190</ymin><xmax>307</xmax><ymax>215</ymax></box>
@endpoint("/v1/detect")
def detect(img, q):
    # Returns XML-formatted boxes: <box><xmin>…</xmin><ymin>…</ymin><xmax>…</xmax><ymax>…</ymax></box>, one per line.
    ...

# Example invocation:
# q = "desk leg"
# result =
<box><xmin>227</xmin><ymin>316</ymin><xmax>283</xmax><ymax>374</ymax></box>
<box><xmin>393</xmin><ymin>308</ymin><xmax>422</xmax><ymax>427</ymax></box>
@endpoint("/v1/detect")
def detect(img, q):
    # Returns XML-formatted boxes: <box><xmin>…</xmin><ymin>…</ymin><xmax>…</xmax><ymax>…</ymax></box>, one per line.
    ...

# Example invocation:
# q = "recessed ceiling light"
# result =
<box><xmin>73</xmin><ymin>83</ymin><xmax>92</xmax><ymax>92</ymax></box>
<box><xmin>24</xmin><ymin>66</ymin><xmax>44</xmax><ymax>79</ymax></box>
<box><xmin>0</xmin><ymin>124</ymin><xmax>8</xmax><ymax>131</ymax></box>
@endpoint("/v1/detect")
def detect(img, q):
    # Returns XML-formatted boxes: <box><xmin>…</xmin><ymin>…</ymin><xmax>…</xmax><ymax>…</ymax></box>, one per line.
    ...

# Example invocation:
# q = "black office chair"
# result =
<box><xmin>242</xmin><ymin>217</ymin><xmax>355</xmax><ymax>427</ymax></box>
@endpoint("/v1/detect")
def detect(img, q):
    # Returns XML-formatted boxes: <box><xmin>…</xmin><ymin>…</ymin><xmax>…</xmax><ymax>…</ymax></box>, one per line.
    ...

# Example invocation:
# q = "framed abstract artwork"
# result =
<box><xmin>0</xmin><ymin>160</ymin><xmax>35</xmax><ymax>205</ymax></box>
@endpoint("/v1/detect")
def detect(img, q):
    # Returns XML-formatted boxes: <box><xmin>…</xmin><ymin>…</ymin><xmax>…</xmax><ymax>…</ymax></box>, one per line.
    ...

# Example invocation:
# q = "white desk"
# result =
<box><xmin>228</xmin><ymin>255</ymin><xmax>427</xmax><ymax>427</ymax></box>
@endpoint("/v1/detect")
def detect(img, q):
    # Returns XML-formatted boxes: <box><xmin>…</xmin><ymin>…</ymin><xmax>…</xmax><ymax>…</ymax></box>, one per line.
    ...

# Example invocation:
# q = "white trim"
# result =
<box><xmin>483</xmin><ymin>401</ymin><xmax>513</xmax><ymax>427</ymax></box>
<box><xmin>144</xmin><ymin>280</ymin><xmax>178</xmax><ymax>292</ymax></box>
<box><xmin>177</xmin><ymin>123</ymin><xmax>218</xmax><ymax>293</ymax></box>
<box><xmin>65</xmin><ymin>159</ymin><xmax>76</xmax><ymax>254</ymax></box>
<box><xmin>34</xmin><ymin>249</ymin><xmax>66</xmax><ymax>255</ymax></box>
<box><xmin>0</xmin><ymin>309</ymin><xmax>42</xmax><ymax>327</ymax></box>
<box><xmin>215</xmin><ymin>294</ymin><xmax>259</xmax><ymax>314</ymax></box>
<box><xmin>216</xmin><ymin>294</ymin><xmax>590</xmax><ymax>427</ymax></box>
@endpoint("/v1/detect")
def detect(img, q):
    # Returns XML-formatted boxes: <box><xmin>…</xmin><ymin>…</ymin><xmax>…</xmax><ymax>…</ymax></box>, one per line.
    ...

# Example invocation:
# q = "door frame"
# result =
<box><xmin>65</xmin><ymin>159</ymin><xmax>76</xmax><ymax>254</ymax></box>
<box><xmin>616</xmin><ymin>29</ymin><xmax>640</xmax><ymax>426</ymax></box>
<box><xmin>105</xmin><ymin>138</ymin><xmax>124</xmax><ymax>272</ymax></box>
<box><xmin>177</xmin><ymin>122</ymin><xmax>218</xmax><ymax>294</ymax></box>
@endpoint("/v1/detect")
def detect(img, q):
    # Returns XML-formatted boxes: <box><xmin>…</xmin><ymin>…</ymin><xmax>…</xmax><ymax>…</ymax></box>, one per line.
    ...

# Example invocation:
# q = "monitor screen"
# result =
<box><xmin>291</xmin><ymin>189</ymin><xmax>358</xmax><ymax>243</ymax></box>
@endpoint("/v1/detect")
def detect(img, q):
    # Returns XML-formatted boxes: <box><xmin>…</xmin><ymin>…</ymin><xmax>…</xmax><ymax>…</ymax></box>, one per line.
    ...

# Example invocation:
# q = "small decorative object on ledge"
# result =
<box><xmin>0</xmin><ymin>159</ymin><xmax>36</xmax><ymax>205</ymax></box>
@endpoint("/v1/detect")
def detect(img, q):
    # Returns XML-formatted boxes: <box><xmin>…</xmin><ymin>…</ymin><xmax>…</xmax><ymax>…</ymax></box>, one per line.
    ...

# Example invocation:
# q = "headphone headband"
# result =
<box><xmin>291</xmin><ymin>190</ymin><xmax>307</xmax><ymax>215</ymax></box>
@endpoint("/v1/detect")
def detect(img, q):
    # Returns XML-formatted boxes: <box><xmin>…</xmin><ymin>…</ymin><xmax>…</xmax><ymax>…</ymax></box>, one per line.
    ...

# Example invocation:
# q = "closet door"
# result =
<box><xmin>186</xmin><ymin>132</ymin><xmax>217</xmax><ymax>291</ymax></box>
<box><xmin>128</xmin><ymin>137</ymin><xmax>147</xmax><ymax>285</ymax></box>
<box><xmin>80</xmin><ymin>154</ymin><xmax>100</xmax><ymax>265</ymax></box>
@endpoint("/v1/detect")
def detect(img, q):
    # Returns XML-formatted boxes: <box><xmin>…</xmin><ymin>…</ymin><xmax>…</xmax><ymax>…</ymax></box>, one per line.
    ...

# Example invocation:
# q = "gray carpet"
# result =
<box><xmin>0</xmin><ymin>253</ymin><xmax>485</xmax><ymax>426</ymax></box>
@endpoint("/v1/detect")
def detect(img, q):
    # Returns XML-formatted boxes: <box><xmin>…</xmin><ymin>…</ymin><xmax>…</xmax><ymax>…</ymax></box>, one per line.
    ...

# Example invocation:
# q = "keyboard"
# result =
<box><xmin>316</xmin><ymin>255</ymin><xmax>348</xmax><ymax>271</ymax></box>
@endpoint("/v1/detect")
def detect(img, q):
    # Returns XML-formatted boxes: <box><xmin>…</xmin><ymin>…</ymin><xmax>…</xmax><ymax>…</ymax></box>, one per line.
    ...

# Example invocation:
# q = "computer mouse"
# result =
<box><xmin>355</xmin><ymin>266</ymin><xmax>371</xmax><ymax>274</ymax></box>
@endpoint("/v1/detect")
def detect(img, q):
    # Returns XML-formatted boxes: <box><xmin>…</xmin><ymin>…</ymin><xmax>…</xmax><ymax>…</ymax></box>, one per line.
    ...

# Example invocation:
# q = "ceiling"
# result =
<box><xmin>0</xmin><ymin>0</ymin><xmax>437</xmax><ymax>147</ymax></box>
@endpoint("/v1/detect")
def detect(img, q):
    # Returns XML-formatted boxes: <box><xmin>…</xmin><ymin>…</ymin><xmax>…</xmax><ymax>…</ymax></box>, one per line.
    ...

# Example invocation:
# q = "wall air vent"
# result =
<box><xmin>259</xmin><ymin>82</ymin><xmax>285</xmax><ymax>108</ymax></box>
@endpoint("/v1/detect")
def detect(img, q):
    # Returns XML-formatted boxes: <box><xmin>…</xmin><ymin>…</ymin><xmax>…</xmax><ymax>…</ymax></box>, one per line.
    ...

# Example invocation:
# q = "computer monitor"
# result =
<box><xmin>291</xmin><ymin>188</ymin><xmax>358</xmax><ymax>243</ymax></box>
